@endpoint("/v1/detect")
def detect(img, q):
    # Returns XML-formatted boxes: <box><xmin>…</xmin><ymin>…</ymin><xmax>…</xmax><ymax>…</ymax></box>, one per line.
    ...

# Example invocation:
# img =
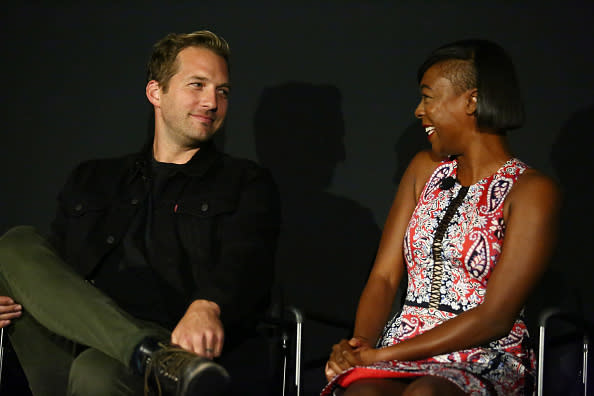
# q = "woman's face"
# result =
<box><xmin>414</xmin><ymin>63</ymin><xmax>476</xmax><ymax>157</ymax></box>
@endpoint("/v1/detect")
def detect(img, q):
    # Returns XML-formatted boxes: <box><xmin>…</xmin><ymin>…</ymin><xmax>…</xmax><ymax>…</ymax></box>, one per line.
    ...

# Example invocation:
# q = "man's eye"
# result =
<box><xmin>217</xmin><ymin>89</ymin><xmax>229</xmax><ymax>98</ymax></box>
<box><xmin>191</xmin><ymin>82</ymin><xmax>204</xmax><ymax>88</ymax></box>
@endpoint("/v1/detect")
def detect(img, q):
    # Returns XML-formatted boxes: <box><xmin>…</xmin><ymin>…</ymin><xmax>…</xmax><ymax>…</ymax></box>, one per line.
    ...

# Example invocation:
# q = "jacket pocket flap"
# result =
<box><xmin>175</xmin><ymin>197</ymin><xmax>236</xmax><ymax>217</ymax></box>
<box><xmin>66</xmin><ymin>199</ymin><xmax>109</xmax><ymax>217</ymax></box>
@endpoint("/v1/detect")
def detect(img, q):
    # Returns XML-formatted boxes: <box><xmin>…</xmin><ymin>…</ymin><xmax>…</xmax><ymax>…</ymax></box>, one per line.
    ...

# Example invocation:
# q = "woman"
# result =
<box><xmin>322</xmin><ymin>40</ymin><xmax>560</xmax><ymax>396</ymax></box>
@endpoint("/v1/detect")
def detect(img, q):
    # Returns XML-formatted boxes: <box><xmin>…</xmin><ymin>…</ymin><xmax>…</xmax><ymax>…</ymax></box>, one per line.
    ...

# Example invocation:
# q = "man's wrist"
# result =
<box><xmin>189</xmin><ymin>299</ymin><xmax>221</xmax><ymax>316</ymax></box>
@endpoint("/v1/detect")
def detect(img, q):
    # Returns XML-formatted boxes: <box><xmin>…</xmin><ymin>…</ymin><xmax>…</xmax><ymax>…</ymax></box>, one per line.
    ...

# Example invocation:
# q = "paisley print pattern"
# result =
<box><xmin>466</xmin><ymin>231</ymin><xmax>489</xmax><ymax>280</ymax></box>
<box><xmin>423</xmin><ymin>162</ymin><xmax>455</xmax><ymax>202</ymax></box>
<box><xmin>321</xmin><ymin>158</ymin><xmax>534</xmax><ymax>396</ymax></box>
<box><xmin>483</xmin><ymin>178</ymin><xmax>511</xmax><ymax>213</ymax></box>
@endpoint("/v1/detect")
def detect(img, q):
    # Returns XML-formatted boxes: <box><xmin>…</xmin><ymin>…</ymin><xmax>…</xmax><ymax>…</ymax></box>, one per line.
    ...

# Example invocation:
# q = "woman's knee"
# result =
<box><xmin>403</xmin><ymin>376</ymin><xmax>465</xmax><ymax>396</ymax></box>
<box><xmin>68</xmin><ymin>348</ymin><xmax>142</xmax><ymax>396</ymax></box>
<box><xmin>342</xmin><ymin>378</ymin><xmax>408</xmax><ymax>396</ymax></box>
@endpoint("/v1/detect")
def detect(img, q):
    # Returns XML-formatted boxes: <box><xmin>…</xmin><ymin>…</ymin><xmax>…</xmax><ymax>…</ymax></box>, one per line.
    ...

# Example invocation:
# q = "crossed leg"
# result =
<box><xmin>0</xmin><ymin>226</ymin><xmax>168</xmax><ymax>395</ymax></box>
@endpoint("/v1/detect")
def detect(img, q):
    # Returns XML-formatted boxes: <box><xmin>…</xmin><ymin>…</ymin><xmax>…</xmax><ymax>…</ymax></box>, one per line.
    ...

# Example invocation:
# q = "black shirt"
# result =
<box><xmin>92</xmin><ymin>159</ymin><xmax>186</xmax><ymax>329</ymax></box>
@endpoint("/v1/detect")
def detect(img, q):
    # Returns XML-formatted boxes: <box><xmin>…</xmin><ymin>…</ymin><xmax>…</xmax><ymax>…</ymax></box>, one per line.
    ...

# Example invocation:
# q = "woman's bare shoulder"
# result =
<box><xmin>514</xmin><ymin>168</ymin><xmax>560</xmax><ymax>196</ymax></box>
<box><xmin>404</xmin><ymin>150</ymin><xmax>446</xmax><ymax>199</ymax></box>
<box><xmin>409</xmin><ymin>150</ymin><xmax>445</xmax><ymax>181</ymax></box>
<box><xmin>508</xmin><ymin>167</ymin><xmax>561</xmax><ymax>214</ymax></box>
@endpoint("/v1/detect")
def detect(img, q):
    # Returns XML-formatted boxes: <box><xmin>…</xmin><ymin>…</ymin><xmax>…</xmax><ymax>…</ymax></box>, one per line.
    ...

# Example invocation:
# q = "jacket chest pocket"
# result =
<box><xmin>63</xmin><ymin>197</ymin><xmax>138</xmax><ymax>269</ymax></box>
<box><xmin>174</xmin><ymin>195</ymin><xmax>237</xmax><ymax>217</ymax></box>
<box><xmin>174</xmin><ymin>196</ymin><xmax>238</xmax><ymax>265</ymax></box>
<box><xmin>67</xmin><ymin>199</ymin><xmax>110</xmax><ymax>217</ymax></box>
<box><xmin>62</xmin><ymin>198</ymin><xmax>111</xmax><ymax>266</ymax></box>
<box><xmin>64</xmin><ymin>198</ymin><xmax>111</xmax><ymax>237</ymax></box>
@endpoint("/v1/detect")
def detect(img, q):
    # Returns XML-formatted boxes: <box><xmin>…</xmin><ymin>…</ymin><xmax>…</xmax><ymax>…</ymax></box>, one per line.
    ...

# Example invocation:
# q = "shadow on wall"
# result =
<box><xmin>544</xmin><ymin>105</ymin><xmax>594</xmax><ymax>319</ymax></box>
<box><xmin>253</xmin><ymin>82</ymin><xmax>381</xmax><ymax>393</ymax></box>
<box><xmin>532</xmin><ymin>104</ymin><xmax>594</xmax><ymax>395</ymax></box>
<box><xmin>392</xmin><ymin>121</ymin><xmax>430</xmax><ymax>187</ymax></box>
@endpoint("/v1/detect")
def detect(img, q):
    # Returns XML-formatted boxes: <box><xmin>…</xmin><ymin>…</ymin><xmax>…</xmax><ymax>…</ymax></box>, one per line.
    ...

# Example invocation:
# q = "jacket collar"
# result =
<box><xmin>129</xmin><ymin>140</ymin><xmax>221</xmax><ymax>183</ymax></box>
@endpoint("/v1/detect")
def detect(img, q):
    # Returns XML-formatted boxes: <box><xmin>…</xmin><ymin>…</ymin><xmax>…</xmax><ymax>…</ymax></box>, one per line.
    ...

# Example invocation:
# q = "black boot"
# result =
<box><xmin>131</xmin><ymin>338</ymin><xmax>230</xmax><ymax>396</ymax></box>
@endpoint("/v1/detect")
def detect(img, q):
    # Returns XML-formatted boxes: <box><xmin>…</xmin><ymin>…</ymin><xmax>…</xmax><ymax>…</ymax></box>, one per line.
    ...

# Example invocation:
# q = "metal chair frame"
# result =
<box><xmin>0</xmin><ymin>328</ymin><xmax>4</xmax><ymax>387</ymax></box>
<box><xmin>537</xmin><ymin>309</ymin><xmax>590</xmax><ymax>396</ymax></box>
<box><xmin>281</xmin><ymin>306</ymin><xmax>303</xmax><ymax>396</ymax></box>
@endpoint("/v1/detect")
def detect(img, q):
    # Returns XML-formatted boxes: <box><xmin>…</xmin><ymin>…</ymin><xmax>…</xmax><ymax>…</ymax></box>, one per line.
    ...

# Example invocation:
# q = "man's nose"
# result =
<box><xmin>201</xmin><ymin>87</ymin><xmax>218</xmax><ymax>110</ymax></box>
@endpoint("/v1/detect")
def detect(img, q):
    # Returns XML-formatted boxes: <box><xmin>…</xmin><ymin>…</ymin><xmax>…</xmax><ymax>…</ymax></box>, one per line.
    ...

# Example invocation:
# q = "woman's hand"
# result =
<box><xmin>0</xmin><ymin>296</ymin><xmax>22</xmax><ymax>328</ymax></box>
<box><xmin>325</xmin><ymin>337</ymin><xmax>378</xmax><ymax>381</ymax></box>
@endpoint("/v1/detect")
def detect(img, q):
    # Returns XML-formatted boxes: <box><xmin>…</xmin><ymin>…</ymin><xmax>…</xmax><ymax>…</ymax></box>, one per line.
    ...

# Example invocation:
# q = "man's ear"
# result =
<box><xmin>466</xmin><ymin>89</ymin><xmax>478</xmax><ymax>115</ymax></box>
<box><xmin>146</xmin><ymin>80</ymin><xmax>161</xmax><ymax>107</ymax></box>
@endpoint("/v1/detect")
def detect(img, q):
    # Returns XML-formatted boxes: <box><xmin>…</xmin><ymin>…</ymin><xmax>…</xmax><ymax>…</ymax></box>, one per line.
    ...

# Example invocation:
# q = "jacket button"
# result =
<box><xmin>106</xmin><ymin>235</ymin><xmax>115</xmax><ymax>244</ymax></box>
<box><xmin>131</xmin><ymin>198</ymin><xmax>139</xmax><ymax>205</ymax></box>
<box><xmin>201</xmin><ymin>203</ymin><xmax>209</xmax><ymax>212</ymax></box>
<box><xmin>74</xmin><ymin>203</ymin><xmax>83</xmax><ymax>211</ymax></box>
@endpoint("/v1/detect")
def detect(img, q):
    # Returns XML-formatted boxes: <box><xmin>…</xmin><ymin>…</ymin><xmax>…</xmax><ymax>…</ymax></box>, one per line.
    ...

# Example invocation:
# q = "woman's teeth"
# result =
<box><xmin>425</xmin><ymin>126</ymin><xmax>436</xmax><ymax>136</ymax></box>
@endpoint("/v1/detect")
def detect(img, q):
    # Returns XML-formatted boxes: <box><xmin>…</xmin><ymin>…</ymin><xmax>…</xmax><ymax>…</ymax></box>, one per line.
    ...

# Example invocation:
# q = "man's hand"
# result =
<box><xmin>0</xmin><ymin>296</ymin><xmax>22</xmax><ymax>328</ymax></box>
<box><xmin>325</xmin><ymin>337</ymin><xmax>374</xmax><ymax>381</ymax></box>
<box><xmin>171</xmin><ymin>299</ymin><xmax>224</xmax><ymax>359</ymax></box>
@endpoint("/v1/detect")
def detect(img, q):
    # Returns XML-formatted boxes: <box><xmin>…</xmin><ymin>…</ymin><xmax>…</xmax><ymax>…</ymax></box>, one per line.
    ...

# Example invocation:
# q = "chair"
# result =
<box><xmin>537</xmin><ymin>309</ymin><xmax>591</xmax><ymax>396</ymax></box>
<box><xmin>280</xmin><ymin>306</ymin><xmax>303</xmax><ymax>396</ymax></box>
<box><xmin>0</xmin><ymin>328</ymin><xmax>4</xmax><ymax>386</ymax></box>
<box><xmin>259</xmin><ymin>305</ymin><xmax>304</xmax><ymax>396</ymax></box>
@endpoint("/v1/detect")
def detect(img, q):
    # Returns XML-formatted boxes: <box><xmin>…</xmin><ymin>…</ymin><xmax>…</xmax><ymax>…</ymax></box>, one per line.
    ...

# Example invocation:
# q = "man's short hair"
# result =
<box><xmin>417</xmin><ymin>39</ymin><xmax>524</xmax><ymax>133</ymax></box>
<box><xmin>147</xmin><ymin>30</ymin><xmax>230</xmax><ymax>92</ymax></box>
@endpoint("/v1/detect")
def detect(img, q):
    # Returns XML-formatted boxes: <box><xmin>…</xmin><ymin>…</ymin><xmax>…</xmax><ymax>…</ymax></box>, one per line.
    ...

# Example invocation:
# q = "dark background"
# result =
<box><xmin>1</xmin><ymin>1</ymin><xmax>593</xmax><ymax>394</ymax></box>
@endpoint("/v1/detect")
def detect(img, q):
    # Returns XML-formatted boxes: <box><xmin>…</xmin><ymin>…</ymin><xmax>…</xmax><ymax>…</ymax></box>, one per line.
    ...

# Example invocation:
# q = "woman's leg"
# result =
<box><xmin>403</xmin><ymin>376</ymin><xmax>467</xmax><ymax>396</ymax></box>
<box><xmin>342</xmin><ymin>378</ymin><xmax>409</xmax><ymax>396</ymax></box>
<box><xmin>340</xmin><ymin>375</ymin><xmax>467</xmax><ymax>396</ymax></box>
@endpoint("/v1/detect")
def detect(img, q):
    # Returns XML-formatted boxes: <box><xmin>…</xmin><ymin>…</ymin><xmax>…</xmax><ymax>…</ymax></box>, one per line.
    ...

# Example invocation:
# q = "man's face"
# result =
<box><xmin>149</xmin><ymin>46</ymin><xmax>230</xmax><ymax>150</ymax></box>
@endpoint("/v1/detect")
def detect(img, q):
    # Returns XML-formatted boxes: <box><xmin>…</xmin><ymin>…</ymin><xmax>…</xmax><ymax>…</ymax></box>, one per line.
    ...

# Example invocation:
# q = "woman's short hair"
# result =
<box><xmin>417</xmin><ymin>39</ymin><xmax>524</xmax><ymax>133</ymax></box>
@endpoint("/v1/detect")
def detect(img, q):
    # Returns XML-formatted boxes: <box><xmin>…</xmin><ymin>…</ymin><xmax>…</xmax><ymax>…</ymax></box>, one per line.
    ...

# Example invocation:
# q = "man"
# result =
<box><xmin>0</xmin><ymin>30</ymin><xmax>280</xmax><ymax>396</ymax></box>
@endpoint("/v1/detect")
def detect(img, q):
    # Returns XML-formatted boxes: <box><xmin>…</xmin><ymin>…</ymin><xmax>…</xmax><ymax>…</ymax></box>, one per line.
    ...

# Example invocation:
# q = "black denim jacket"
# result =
<box><xmin>48</xmin><ymin>141</ymin><xmax>280</xmax><ymax>340</ymax></box>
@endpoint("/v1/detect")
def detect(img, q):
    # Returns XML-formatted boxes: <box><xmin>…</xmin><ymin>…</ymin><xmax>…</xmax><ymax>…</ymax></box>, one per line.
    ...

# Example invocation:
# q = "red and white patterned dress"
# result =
<box><xmin>321</xmin><ymin>158</ymin><xmax>535</xmax><ymax>396</ymax></box>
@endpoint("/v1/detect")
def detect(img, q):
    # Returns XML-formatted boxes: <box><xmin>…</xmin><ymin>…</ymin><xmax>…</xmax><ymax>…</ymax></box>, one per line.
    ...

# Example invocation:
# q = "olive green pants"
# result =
<box><xmin>0</xmin><ymin>226</ymin><xmax>169</xmax><ymax>395</ymax></box>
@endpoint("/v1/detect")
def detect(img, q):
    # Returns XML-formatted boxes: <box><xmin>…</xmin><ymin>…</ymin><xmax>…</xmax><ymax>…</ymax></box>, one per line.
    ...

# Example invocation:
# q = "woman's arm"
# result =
<box><xmin>326</xmin><ymin>151</ymin><xmax>440</xmax><ymax>377</ymax></box>
<box><xmin>363</xmin><ymin>169</ymin><xmax>560</xmax><ymax>364</ymax></box>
